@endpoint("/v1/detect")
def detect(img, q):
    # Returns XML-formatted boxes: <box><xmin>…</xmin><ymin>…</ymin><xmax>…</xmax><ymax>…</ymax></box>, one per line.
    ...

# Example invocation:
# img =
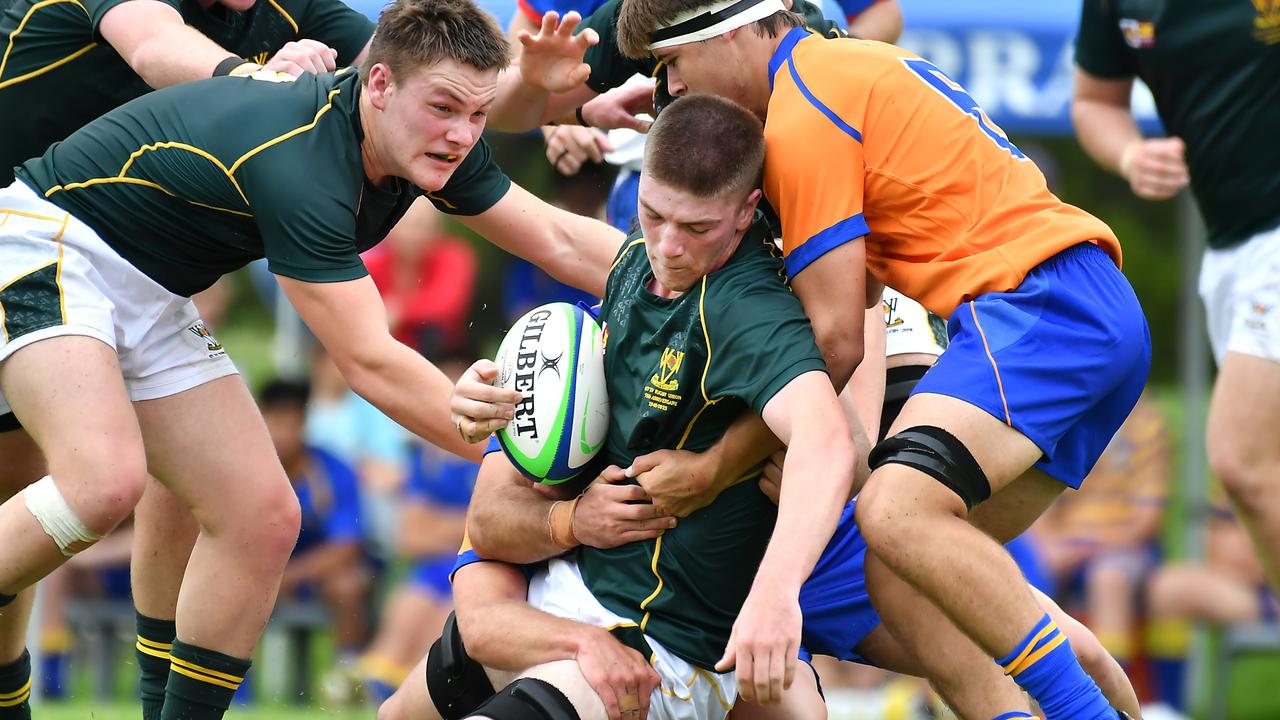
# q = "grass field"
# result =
<box><xmin>38</xmin><ymin>703</ymin><xmax>370</xmax><ymax>719</ymax></box>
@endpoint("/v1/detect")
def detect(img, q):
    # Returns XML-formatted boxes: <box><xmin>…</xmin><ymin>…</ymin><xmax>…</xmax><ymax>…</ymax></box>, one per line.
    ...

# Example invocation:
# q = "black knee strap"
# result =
<box><xmin>470</xmin><ymin>677</ymin><xmax>579</xmax><ymax>720</ymax></box>
<box><xmin>425</xmin><ymin>612</ymin><xmax>495</xmax><ymax>720</ymax></box>
<box><xmin>868</xmin><ymin>425</ymin><xmax>990</xmax><ymax>510</ymax></box>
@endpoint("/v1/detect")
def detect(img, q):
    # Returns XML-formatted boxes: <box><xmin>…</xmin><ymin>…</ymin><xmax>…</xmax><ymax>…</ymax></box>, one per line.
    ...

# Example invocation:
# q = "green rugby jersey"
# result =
<box><xmin>16</xmin><ymin>67</ymin><xmax>510</xmax><ymax>296</ymax></box>
<box><xmin>577</xmin><ymin>219</ymin><xmax>827</xmax><ymax>670</ymax></box>
<box><xmin>0</xmin><ymin>0</ymin><xmax>373</xmax><ymax>184</ymax></box>
<box><xmin>1076</xmin><ymin>0</ymin><xmax>1280</xmax><ymax>249</ymax></box>
<box><xmin>579</xmin><ymin>0</ymin><xmax>841</xmax><ymax>94</ymax></box>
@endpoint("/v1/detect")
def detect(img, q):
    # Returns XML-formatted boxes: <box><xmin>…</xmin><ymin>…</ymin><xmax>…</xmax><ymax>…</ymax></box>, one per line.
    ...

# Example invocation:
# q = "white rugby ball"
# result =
<box><xmin>495</xmin><ymin>302</ymin><xmax>609</xmax><ymax>484</ymax></box>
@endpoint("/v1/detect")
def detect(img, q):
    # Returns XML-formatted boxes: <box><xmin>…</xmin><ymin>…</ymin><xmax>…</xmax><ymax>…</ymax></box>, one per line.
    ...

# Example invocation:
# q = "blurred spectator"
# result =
<box><xmin>306</xmin><ymin>346</ymin><xmax>409</xmax><ymax>556</ymax></box>
<box><xmin>1030</xmin><ymin>391</ymin><xmax>1171</xmax><ymax>671</ymax></box>
<box><xmin>34</xmin><ymin>523</ymin><xmax>134</xmax><ymax>699</ymax></box>
<box><xmin>362</xmin><ymin>199</ymin><xmax>478</xmax><ymax>355</ymax></box>
<box><xmin>1144</xmin><ymin>486</ymin><xmax>1278</xmax><ymax>714</ymax></box>
<box><xmin>260</xmin><ymin>379</ymin><xmax>373</xmax><ymax>674</ymax></box>
<box><xmin>358</xmin><ymin>355</ymin><xmax>477</xmax><ymax>705</ymax></box>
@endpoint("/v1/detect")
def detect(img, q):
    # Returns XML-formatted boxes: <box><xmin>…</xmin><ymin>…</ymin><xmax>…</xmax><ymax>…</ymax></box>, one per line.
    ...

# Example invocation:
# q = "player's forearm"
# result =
<box><xmin>846</xmin><ymin>0</ymin><xmax>903</xmax><ymax>43</ymax></box>
<box><xmin>458</xmin><ymin>597</ymin><xmax>608</xmax><ymax>671</ymax></box>
<box><xmin>704</xmin><ymin>415</ymin><xmax>780</xmax><ymax>490</ymax></box>
<box><xmin>1071</xmin><ymin>97</ymin><xmax>1144</xmax><ymax>176</ymax></box>
<box><xmin>758</xmin><ymin>430</ymin><xmax>854</xmax><ymax>591</ymax></box>
<box><xmin>341</xmin><ymin>339</ymin><xmax>484</xmax><ymax>463</ymax></box>
<box><xmin>467</xmin><ymin>474</ymin><xmax>572</xmax><ymax>564</ymax></box>
<box><xmin>130</xmin><ymin>24</ymin><xmax>249</xmax><ymax>87</ymax></box>
<box><xmin>490</xmin><ymin>69</ymin><xmax>557</xmax><ymax>132</ymax></box>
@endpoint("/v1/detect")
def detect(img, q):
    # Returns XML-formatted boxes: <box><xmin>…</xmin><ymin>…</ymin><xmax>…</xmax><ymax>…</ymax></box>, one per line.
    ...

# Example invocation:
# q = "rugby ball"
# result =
<box><xmin>495</xmin><ymin>302</ymin><xmax>609</xmax><ymax>484</ymax></box>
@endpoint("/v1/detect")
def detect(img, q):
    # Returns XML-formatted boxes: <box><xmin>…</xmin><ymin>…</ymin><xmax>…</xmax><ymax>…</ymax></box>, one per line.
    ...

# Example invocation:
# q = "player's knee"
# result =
<box><xmin>867</xmin><ymin>425</ymin><xmax>990</xmax><ymax>513</ymax></box>
<box><xmin>426</xmin><ymin>612</ymin><xmax>496</xmax><ymax>719</ymax></box>
<box><xmin>467</xmin><ymin>678</ymin><xmax>580</xmax><ymax>720</ymax></box>
<box><xmin>240</xmin><ymin>485</ymin><xmax>301</xmax><ymax>563</ymax></box>
<box><xmin>22</xmin><ymin>474</ymin><xmax>132</xmax><ymax>556</ymax></box>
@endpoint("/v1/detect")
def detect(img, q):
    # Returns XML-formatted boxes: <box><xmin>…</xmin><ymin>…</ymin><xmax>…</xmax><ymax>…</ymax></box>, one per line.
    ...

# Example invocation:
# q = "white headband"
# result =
<box><xmin>648</xmin><ymin>0</ymin><xmax>788</xmax><ymax>51</ymax></box>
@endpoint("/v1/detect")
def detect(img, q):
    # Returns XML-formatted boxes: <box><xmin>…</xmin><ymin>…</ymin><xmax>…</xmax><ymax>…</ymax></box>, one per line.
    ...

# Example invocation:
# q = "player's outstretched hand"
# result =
<box><xmin>580</xmin><ymin>81</ymin><xmax>655</xmax><ymax>132</ymax></box>
<box><xmin>574</xmin><ymin>465</ymin><xmax>677</xmax><ymax>549</ymax></box>
<box><xmin>757</xmin><ymin>449</ymin><xmax>786</xmax><ymax>505</ymax></box>
<box><xmin>626</xmin><ymin>449</ymin><xmax>717</xmax><ymax>517</ymax></box>
<box><xmin>715</xmin><ymin>584</ymin><xmax>800</xmax><ymax>705</ymax></box>
<box><xmin>263</xmin><ymin>39</ymin><xmax>338</xmax><ymax>77</ymax></box>
<box><xmin>544</xmin><ymin>125</ymin><xmax>610</xmax><ymax>176</ymax></box>
<box><xmin>450</xmin><ymin>359</ymin><xmax>521</xmax><ymax>444</ymax></box>
<box><xmin>518</xmin><ymin>11</ymin><xmax>599</xmax><ymax>94</ymax></box>
<box><xmin>1120</xmin><ymin>136</ymin><xmax>1189</xmax><ymax>200</ymax></box>
<box><xmin>574</xmin><ymin>626</ymin><xmax>660</xmax><ymax>720</ymax></box>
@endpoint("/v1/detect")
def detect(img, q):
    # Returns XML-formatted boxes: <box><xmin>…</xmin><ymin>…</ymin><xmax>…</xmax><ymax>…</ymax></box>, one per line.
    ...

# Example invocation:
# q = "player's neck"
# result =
<box><xmin>357</xmin><ymin>94</ymin><xmax>390</xmax><ymax>187</ymax></box>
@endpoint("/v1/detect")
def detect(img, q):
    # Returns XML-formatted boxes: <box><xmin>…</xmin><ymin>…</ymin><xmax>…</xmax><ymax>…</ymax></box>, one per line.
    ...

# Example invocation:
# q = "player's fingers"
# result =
<box><xmin>450</xmin><ymin>395</ymin><xmax>516</xmax><ymax>422</ymax></box>
<box><xmin>783</xmin><ymin>642</ymin><xmax>798</xmax><ymax>691</ymax></box>
<box><xmin>293</xmin><ymin>39</ymin><xmax>338</xmax><ymax>70</ymax></box>
<box><xmin>577</xmin><ymin>27</ymin><xmax>600</xmax><ymax>46</ymax></box>
<box><xmin>714</xmin><ymin>637</ymin><xmax>736</xmax><ymax>673</ymax></box>
<box><xmin>597</xmin><ymin>465</ymin><xmax>629</xmax><ymax>484</ymax></box>
<box><xmin>736</xmin><ymin>644</ymin><xmax>755</xmax><ymax>703</ymax></box>
<box><xmin>767</xmin><ymin>646</ymin><xmax>785</xmax><ymax>704</ymax></box>
<box><xmin>539</xmin><ymin>10</ymin><xmax>560</xmax><ymax>37</ymax></box>
<box><xmin>558</xmin><ymin>11</ymin><xmax>582</xmax><ymax>36</ymax></box>
<box><xmin>569</xmin><ymin>63</ymin><xmax>592</xmax><ymax>87</ymax></box>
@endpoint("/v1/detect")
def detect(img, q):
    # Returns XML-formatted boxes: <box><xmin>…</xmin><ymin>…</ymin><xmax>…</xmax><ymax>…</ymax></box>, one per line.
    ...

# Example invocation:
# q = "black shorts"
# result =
<box><xmin>0</xmin><ymin>413</ymin><xmax>20</xmax><ymax>433</ymax></box>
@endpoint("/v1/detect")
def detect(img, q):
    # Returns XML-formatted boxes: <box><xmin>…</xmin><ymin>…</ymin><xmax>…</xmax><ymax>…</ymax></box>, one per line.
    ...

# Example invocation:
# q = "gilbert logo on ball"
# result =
<box><xmin>496</xmin><ymin>302</ymin><xmax>609</xmax><ymax>484</ymax></box>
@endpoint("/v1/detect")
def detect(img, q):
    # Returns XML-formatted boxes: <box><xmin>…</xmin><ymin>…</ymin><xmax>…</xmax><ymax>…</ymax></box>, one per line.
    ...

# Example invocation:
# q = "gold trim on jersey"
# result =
<box><xmin>638</xmin><ymin>535</ymin><xmax>665</xmax><ymax>632</ymax></box>
<box><xmin>610</xmin><ymin>238</ymin><xmax>645</xmax><ymax>273</ymax></box>
<box><xmin>43</xmin><ymin>87</ymin><xmax>343</xmax><ymax>218</ymax></box>
<box><xmin>228</xmin><ymin>87</ymin><xmax>342</xmax><ymax>174</ymax></box>
<box><xmin>119</xmin><ymin>142</ymin><xmax>248</xmax><ymax>205</ymax></box>
<box><xmin>267</xmin><ymin>0</ymin><xmax>299</xmax><ymax>34</ymax></box>
<box><xmin>0</xmin><ymin>0</ymin><xmax>93</xmax><ymax>90</ymax></box>
<box><xmin>676</xmin><ymin>276</ymin><xmax>720</xmax><ymax>448</ymax></box>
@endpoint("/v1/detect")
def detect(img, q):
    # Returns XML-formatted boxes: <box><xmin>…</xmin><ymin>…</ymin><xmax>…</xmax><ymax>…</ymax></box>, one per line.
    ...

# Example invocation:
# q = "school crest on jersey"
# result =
<box><xmin>643</xmin><ymin>346</ymin><xmax>685</xmax><ymax>413</ymax></box>
<box><xmin>1253</xmin><ymin>0</ymin><xmax>1280</xmax><ymax>43</ymax></box>
<box><xmin>1118</xmin><ymin>18</ymin><xmax>1156</xmax><ymax>48</ymax></box>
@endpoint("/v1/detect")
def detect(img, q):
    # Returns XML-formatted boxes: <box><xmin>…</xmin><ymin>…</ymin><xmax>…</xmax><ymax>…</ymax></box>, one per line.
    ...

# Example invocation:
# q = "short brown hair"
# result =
<box><xmin>643</xmin><ymin>94</ymin><xmax>764</xmax><ymax>198</ymax></box>
<box><xmin>363</xmin><ymin>0</ymin><xmax>510</xmax><ymax>84</ymax></box>
<box><xmin>617</xmin><ymin>0</ymin><xmax>802</xmax><ymax>60</ymax></box>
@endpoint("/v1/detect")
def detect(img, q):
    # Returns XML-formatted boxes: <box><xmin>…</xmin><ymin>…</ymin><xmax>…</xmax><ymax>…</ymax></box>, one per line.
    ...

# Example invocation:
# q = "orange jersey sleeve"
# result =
<box><xmin>765</xmin><ymin>30</ymin><xmax>1122</xmax><ymax>318</ymax></box>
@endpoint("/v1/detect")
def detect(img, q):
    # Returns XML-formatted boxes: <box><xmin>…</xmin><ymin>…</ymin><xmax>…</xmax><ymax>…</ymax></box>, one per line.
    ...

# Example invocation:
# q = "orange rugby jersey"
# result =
<box><xmin>764</xmin><ymin>29</ymin><xmax>1122</xmax><ymax>318</ymax></box>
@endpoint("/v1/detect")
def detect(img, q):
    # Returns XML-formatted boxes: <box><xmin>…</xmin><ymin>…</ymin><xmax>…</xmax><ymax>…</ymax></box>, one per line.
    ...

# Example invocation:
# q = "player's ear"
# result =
<box><xmin>366</xmin><ymin>63</ymin><xmax>394</xmax><ymax>110</ymax></box>
<box><xmin>738</xmin><ymin>188</ymin><xmax>762</xmax><ymax>228</ymax></box>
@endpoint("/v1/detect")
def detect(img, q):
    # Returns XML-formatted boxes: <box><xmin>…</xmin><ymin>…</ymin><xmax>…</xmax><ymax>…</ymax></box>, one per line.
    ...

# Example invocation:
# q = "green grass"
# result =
<box><xmin>36</xmin><ymin>702</ymin><xmax>370</xmax><ymax>719</ymax></box>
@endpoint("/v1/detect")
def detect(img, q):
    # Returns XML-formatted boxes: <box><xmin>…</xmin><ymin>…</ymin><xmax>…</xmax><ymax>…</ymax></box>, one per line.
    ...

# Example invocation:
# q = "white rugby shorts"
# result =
<box><xmin>1199</xmin><ymin>223</ymin><xmax>1280</xmax><ymax>365</ymax></box>
<box><xmin>524</xmin><ymin>557</ymin><xmax>738</xmax><ymax>720</ymax></box>
<box><xmin>882</xmin><ymin>286</ymin><xmax>947</xmax><ymax>359</ymax></box>
<box><xmin>0</xmin><ymin>180</ymin><xmax>237</xmax><ymax>418</ymax></box>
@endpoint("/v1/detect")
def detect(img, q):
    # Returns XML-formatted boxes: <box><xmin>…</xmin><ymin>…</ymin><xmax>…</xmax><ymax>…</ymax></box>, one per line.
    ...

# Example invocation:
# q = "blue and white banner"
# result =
<box><xmin>895</xmin><ymin>0</ymin><xmax>1160</xmax><ymax>136</ymax></box>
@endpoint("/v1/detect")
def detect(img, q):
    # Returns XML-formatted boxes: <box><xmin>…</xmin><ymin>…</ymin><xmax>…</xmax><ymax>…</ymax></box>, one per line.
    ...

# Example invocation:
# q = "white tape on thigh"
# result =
<box><xmin>23</xmin><ymin>475</ymin><xmax>100</xmax><ymax>557</ymax></box>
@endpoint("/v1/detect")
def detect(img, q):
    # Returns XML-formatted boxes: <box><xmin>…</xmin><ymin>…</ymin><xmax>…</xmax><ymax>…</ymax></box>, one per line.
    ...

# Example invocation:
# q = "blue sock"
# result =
<box><xmin>996</xmin><ymin>613</ymin><xmax>1114</xmax><ymax>720</ymax></box>
<box><xmin>1151</xmin><ymin>656</ymin><xmax>1186</xmax><ymax>712</ymax></box>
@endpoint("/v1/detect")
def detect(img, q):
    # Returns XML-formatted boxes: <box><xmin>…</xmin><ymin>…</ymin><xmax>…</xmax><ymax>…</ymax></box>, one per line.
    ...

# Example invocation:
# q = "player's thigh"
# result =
<box><xmin>727</xmin><ymin>661</ymin><xmax>826</xmax><ymax>720</ymax></box>
<box><xmin>131</xmin><ymin>374</ymin><xmax>294</xmax><ymax>530</ymax></box>
<box><xmin>968</xmin><ymin>468</ymin><xmax>1065</xmax><ymax>543</ymax></box>
<box><xmin>517</xmin><ymin>660</ymin><xmax>608</xmax><ymax>720</ymax></box>
<box><xmin>881</xmin><ymin>391</ymin><xmax>1045</xmax><ymax>501</ymax></box>
<box><xmin>0</xmin><ymin>426</ymin><xmax>44</xmax><ymax>498</ymax></box>
<box><xmin>1207</xmin><ymin>351</ymin><xmax>1280</xmax><ymax>470</ymax></box>
<box><xmin>1</xmin><ymin>336</ymin><xmax>144</xmax><ymax>481</ymax></box>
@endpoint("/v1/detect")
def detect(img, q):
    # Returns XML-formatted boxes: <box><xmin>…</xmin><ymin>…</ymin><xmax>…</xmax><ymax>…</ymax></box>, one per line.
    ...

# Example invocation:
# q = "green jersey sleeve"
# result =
<box><xmin>704</xmin><ymin>249</ymin><xmax>827</xmax><ymax>414</ymax></box>
<box><xmin>85</xmin><ymin>0</ymin><xmax>182</xmax><ymax>33</ymax></box>
<box><xmin>293</xmin><ymin>0</ymin><xmax>375</xmax><ymax>66</ymax></box>
<box><xmin>580</xmin><ymin>0</ymin><xmax>656</xmax><ymax>93</ymax></box>
<box><xmin>423</xmin><ymin>138</ymin><xmax>512</xmax><ymax>216</ymax></box>
<box><xmin>1075</xmin><ymin>0</ymin><xmax>1137</xmax><ymax>79</ymax></box>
